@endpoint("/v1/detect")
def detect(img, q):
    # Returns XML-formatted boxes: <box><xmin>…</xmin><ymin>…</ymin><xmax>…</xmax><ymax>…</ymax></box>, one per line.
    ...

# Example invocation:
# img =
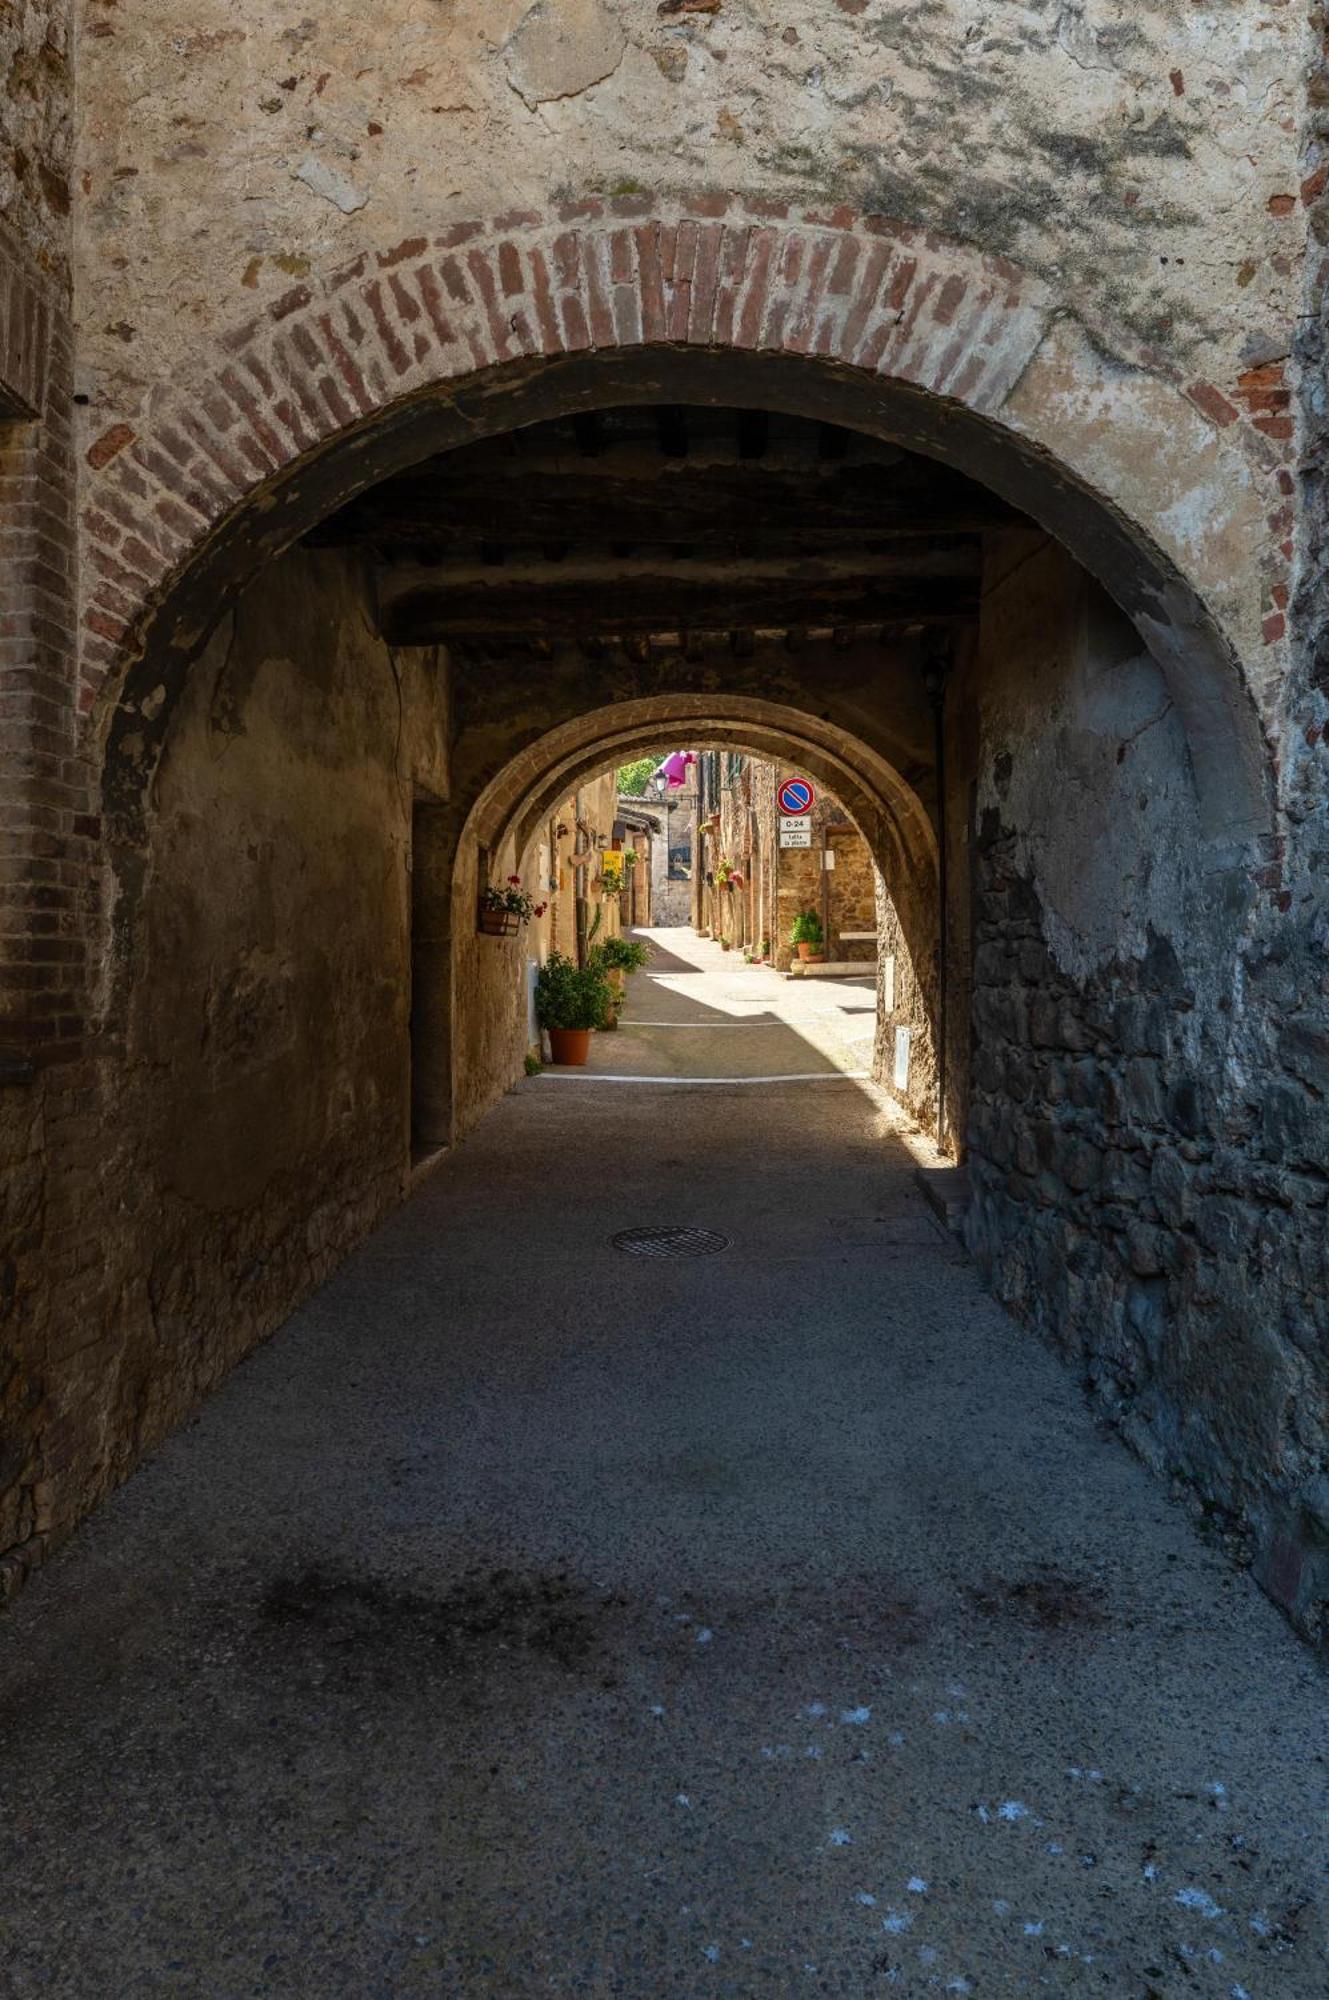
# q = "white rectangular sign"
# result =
<box><xmin>779</xmin><ymin>826</ymin><xmax>812</xmax><ymax>848</ymax></box>
<box><xmin>780</xmin><ymin>815</ymin><xmax>811</xmax><ymax>834</ymax></box>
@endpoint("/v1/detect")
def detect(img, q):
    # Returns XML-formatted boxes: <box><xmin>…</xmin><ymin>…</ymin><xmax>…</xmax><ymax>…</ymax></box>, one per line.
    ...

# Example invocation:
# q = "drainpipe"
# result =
<box><xmin>924</xmin><ymin>645</ymin><xmax>950</xmax><ymax>1155</ymax></box>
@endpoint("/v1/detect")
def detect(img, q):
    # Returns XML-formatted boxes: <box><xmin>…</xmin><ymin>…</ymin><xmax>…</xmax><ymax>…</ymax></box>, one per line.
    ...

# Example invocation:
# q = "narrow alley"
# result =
<box><xmin>1</xmin><ymin>934</ymin><xmax>1325</xmax><ymax>1997</ymax></box>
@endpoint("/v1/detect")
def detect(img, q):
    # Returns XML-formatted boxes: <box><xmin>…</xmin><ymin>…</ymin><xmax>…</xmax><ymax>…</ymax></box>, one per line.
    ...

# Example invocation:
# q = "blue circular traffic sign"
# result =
<box><xmin>778</xmin><ymin>777</ymin><xmax>815</xmax><ymax>815</ymax></box>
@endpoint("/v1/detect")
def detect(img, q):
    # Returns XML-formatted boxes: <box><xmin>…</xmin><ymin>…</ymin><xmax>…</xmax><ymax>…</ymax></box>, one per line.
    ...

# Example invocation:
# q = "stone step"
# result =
<box><xmin>785</xmin><ymin>960</ymin><xmax>877</xmax><ymax>978</ymax></box>
<box><xmin>914</xmin><ymin>1165</ymin><xmax>971</xmax><ymax>1232</ymax></box>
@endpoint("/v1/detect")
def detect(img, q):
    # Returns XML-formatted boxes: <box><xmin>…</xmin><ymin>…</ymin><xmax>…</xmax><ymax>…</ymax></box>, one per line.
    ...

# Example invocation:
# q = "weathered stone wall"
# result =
<box><xmin>1</xmin><ymin>545</ymin><xmax>450</xmax><ymax>1592</ymax></box>
<box><xmin>1</xmin><ymin>0</ymin><xmax>71</xmax><ymax>286</ymax></box>
<box><xmin>955</xmin><ymin>534</ymin><xmax>1329</xmax><ymax>1638</ymax></box>
<box><xmin>452</xmin><ymin>765</ymin><xmax>625</xmax><ymax>1135</ymax></box>
<box><xmin>72</xmin><ymin>0</ymin><xmax>1307</xmax><ymax>463</ymax></box>
<box><xmin>711</xmin><ymin>755</ymin><xmax>878</xmax><ymax>969</ymax></box>
<box><xmin>874</xmin><ymin>876</ymin><xmax>937</xmax><ymax>1134</ymax></box>
<box><xmin>826</xmin><ymin>824</ymin><xmax>874</xmax><ymax>956</ymax></box>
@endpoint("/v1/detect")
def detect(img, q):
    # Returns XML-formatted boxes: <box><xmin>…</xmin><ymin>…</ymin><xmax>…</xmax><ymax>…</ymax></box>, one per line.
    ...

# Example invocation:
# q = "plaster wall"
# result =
<box><xmin>452</xmin><ymin>766</ymin><xmax>624</xmax><ymax>1138</ymax></box>
<box><xmin>72</xmin><ymin>2</ymin><xmax>1306</xmax><ymax>448</ymax></box>
<box><xmin>1</xmin><ymin>546</ymin><xmax>452</xmax><ymax>1583</ymax></box>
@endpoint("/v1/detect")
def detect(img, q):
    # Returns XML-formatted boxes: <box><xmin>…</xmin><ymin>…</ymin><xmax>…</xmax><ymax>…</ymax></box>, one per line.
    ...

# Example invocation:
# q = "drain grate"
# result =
<box><xmin>612</xmin><ymin>1226</ymin><xmax>730</xmax><ymax>1259</ymax></box>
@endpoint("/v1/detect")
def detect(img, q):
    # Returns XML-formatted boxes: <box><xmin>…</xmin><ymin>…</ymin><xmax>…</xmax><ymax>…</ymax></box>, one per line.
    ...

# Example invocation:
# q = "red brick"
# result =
<box><xmin>497</xmin><ymin>241</ymin><xmax>523</xmax><ymax>299</ymax></box>
<box><xmin>633</xmin><ymin>226</ymin><xmax>666</xmax><ymax>342</ymax></box>
<box><xmin>1186</xmin><ymin>380</ymin><xmax>1240</xmax><ymax>427</ymax></box>
<box><xmin>377</xmin><ymin>236</ymin><xmax>428</xmax><ymax>269</ymax></box>
<box><xmin>85</xmin><ymin>423</ymin><xmax>134</xmax><ymax>471</ymax></box>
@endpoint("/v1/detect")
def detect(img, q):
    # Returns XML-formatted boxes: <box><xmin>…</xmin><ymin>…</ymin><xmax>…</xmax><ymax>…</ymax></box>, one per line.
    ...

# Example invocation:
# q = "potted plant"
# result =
<box><xmin>790</xmin><ymin>909</ymin><xmax>825</xmax><ymax>963</ymax></box>
<box><xmin>599</xmin><ymin>935</ymin><xmax>652</xmax><ymax>983</ymax></box>
<box><xmin>593</xmin><ymin>936</ymin><xmax>651</xmax><ymax>1026</ymax></box>
<box><xmin>479</xmin><ymin>875</ymin><xmax>546</xmax><ymax>937</ymax></box>
<box><xmin>535</xmin><ymin>951</ymin><xmax>613</xmax><ymax>1065</ymax></box>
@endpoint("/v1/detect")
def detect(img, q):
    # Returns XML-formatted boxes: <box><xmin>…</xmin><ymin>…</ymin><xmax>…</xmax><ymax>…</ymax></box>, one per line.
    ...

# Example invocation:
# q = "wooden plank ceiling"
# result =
<box><xmin>308</xmin><ymin>405</ymin><xmax>1029</xmax><ymax>651</ymax></box>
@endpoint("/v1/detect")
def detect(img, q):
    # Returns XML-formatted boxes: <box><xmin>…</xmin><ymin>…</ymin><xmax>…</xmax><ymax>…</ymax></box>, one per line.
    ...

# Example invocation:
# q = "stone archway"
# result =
<box><xmin>8</xmin><ymin>191</ymin><xmax>1299</xmax><ymax>1619</ymax></box>
<box><xmin>440</xmin><ymin>694</ymin><xmax>938</xmax><ymax>1145</ymax></box>
<box><xmin>84</xmin><ymin>198</ymin><xmax>1277</xmax><ymax>854</ymax></box>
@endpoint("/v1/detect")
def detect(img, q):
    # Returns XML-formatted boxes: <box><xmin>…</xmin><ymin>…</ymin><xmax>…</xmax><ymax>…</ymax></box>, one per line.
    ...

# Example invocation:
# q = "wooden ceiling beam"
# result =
<box><xmin>309</xmin><ymin>456</ymin><xmax>1023</xmax><ymax>549</ymax></box>
<box><xmin>380</xmin><ymin>573</ymin><xmax>978</xmax><ymax>643</ymax></box>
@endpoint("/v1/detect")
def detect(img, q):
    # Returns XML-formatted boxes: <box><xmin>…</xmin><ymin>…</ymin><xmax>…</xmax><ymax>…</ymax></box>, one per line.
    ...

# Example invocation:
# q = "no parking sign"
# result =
<box><xmin>777</xmin><ymin>776</ymin><xmax>815</xmax><ymax>816</ymax></box>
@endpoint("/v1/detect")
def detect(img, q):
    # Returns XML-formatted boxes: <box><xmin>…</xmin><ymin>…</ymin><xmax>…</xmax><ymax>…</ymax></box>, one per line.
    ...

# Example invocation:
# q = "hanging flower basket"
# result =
<box><xmin>478</xmin><ymin>877</ymin><xmax>546</xmax><ymax>938</ymax></box>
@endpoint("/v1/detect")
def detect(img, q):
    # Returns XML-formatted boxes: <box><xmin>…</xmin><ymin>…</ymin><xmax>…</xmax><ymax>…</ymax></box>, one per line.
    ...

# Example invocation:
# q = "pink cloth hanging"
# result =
<box><xmin>656</xmin><ymin>750</ymin><xmax>696</xmax><ymax>789</ymax></box>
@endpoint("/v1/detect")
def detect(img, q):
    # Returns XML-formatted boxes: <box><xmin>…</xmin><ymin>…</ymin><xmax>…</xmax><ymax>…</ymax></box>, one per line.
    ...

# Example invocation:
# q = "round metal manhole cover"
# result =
<box><xmin>611</xmin><ymin>1226</ymin><xmax>731</xmax><ymax>1259</ymax></box>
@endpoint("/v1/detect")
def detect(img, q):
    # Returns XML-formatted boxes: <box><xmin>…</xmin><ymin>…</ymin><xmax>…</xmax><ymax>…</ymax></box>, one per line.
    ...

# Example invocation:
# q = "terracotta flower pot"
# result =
<box><xmin>548</xmin><ymin>1027</ymin><xmax>592</xmax><ymax>1065</ymax></box>
<box><xmin>479</xmin><ymin>906</ymin><xmax>519</xmax><ymax>937</ymax></box>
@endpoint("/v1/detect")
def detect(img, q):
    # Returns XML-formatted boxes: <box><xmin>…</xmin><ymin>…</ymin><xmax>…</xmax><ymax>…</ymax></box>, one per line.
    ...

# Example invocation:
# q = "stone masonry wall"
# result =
<box><xmin>1</xmin><ymin>0</ymin><xmax>71</xmax><ymax>287</ymax></box>
<box><xmin>827</xmin><ymin>824</ymin><xmax>874</xmax><ymax>957</ymax></box>
<box><xmin>874</xmin><ymin>875</ymin><xmax>937</xmax><ymax>1135</ymax></box>
<box><xmin>959</xmin><ymin>535</ymin><xmax>1329</xmax><ymax>1639</ymax></box>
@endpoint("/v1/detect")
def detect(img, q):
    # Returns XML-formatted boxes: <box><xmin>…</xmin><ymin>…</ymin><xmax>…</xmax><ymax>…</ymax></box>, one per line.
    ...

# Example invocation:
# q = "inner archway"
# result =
<box><xmin>442</xmin><ymin>697</ymin><xmax>936</xmax><ymax>1151</ymax></box>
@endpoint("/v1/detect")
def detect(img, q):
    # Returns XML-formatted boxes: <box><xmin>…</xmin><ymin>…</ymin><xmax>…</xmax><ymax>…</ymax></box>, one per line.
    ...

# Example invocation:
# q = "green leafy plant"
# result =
<box><xmin>790</xmin><ymin>909</ymin><xmax>824</xmax><ymax>946</ymax></box>
<box><xmin>598</xmin><ymin>935</ymin><xmax>652</xmax><ymax>973</ymax></box>
<box><xmin>524</xmin><ymin>1053</ymin><xmax>542</xmax><ymax>1076</ymax></box>
<box><xmin>618</xmin><ymin>754</ymin><xmax>666</xmax><ymax>796</ymax></box>
<box><xmin>620</xmin><ymin>848</ymin><xmax>639</xmax><ymax>870</ymax></box>
<box><xmin>535</xmin><ymin>951</ymin><xmax>614</xmax><ymax>1032</ymax></box>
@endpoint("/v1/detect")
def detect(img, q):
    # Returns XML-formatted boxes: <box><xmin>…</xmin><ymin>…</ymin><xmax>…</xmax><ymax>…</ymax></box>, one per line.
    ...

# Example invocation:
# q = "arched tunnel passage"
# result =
<box><xmin>81</xmin><ymin>380</ymin><xmax>1285</xmax><ymax>1644</ymax></box>
<box><xmin>432</xmin><ymin>694</ymin><xmax>939</xmax><ymax>1160</ymax></box>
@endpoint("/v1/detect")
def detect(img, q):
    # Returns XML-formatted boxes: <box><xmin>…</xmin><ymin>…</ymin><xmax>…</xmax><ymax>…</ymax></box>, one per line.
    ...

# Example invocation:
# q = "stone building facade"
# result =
<box><xmin>2</xmin><ymin>5</ymin><xmax>1329</xmax><ymax>1641</ymax></box>
<box><xmin>615</xmin><ymin>790</ymin><xmax>687</xmax><ymax>927</ymax></box>
<box><xmin>695</xmin><ymin>750</ymin><xmax>876</xmax><ymax>973</ymax></box>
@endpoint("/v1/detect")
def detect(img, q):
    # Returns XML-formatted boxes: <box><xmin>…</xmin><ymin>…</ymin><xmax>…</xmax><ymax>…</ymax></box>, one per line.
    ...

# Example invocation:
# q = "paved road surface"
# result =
<box><xmin>2</xmin><ymin>930</ymin><xmax>1326</xmax><ymax>1997</ymax></box>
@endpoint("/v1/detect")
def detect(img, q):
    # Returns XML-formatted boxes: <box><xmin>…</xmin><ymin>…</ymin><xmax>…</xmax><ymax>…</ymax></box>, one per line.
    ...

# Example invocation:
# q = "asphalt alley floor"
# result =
<box><xmin>1</xmin><ymin>933</ymin><xmax>1326</xmax><ymax>1998</ymax></box>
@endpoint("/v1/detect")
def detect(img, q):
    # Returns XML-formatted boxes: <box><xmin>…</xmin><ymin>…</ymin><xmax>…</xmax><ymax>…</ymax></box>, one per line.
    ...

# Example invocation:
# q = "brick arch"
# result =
<box><xmin>85</xmin><ymin>194</ymin><xmax>1278</xmax><ymax>843</ymax></box>
<box><xmin>464</xmin><ymin>696</ymin><xmax>936</xmax><ymax>884</ymax></box>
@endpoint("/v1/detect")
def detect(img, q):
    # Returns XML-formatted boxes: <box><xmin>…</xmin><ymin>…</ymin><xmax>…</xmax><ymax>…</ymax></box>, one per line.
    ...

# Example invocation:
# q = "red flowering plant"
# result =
<box><xmin>480</xmin><ymin>875</ymin><xmax>547</xmax><ymax>924</ymax></box>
